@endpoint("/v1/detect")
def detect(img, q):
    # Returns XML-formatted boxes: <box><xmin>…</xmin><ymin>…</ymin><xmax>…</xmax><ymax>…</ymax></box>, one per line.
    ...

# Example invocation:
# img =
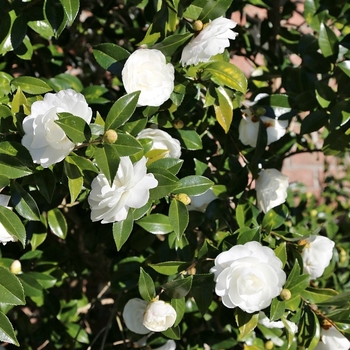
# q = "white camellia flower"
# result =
<box><xmin>255</xmin><ymin>169</ymin><xmax>289</xmax><ymax>213</ymax></box>
<box><xmin>180</xmin><ymin>17</ymin><xmax>238</xmax><ymax>66</ymax></box>
<box><xmin>122</xmin><ymin>298</ymin><xmax>150</xmax><ymax>335</ymax></box>
<box><xmin>239</xmin><ymin>108</ymin><xmax>288</xmax><ymax>148</ymax></box>
<box><xmin>22</xmin><ymin>89</ymin><xmax>92</xmax><ymax>168</ymax></box>
<box><xmin>122</xmin><ymin>49</ymin><xmax>175</xmax><ymax>107</ymax></box>
<box><xmin>188</xmin><ymin>188</ymin><xmax>217</xmax><ymax>212</ymax></box>
<box><xmin>136</xmin><ymin>128</ymin><xmax>181</xmax><ymax>159</ymax></box>
<box><xmin>210</xmin><ymin>241</ymin><xmax>286</xmax><ymax>313</ymax></box>
<box><xmin>315</xmin><ymin>326</ymin><xmax>350</xmax><ymax>350</ymax></box>
<box><xmin>88</xmin><ymin>156</ymin><xmax>158</xmax><ymax>223</ymax></box>
<box><xmin>301</xmin><ymin>235</ymin><xmax>335</xmax><ymax>280</ymax></box>
<box><xmin>143</xmin><ymin>299</ymin><xmax>177</xmax><ymax>332</ymax></box>
<box><xmin>0</xmin><ymin>194</ymin><xmax>17</xmax><ymax>245</ymax></box>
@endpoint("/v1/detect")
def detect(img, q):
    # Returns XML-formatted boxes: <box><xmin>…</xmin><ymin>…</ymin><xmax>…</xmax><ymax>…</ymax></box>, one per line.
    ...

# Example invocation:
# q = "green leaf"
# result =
<box><xmin>191</xmin><ymin>274</ymin><xmax>215</xmax><ymax>315</ymax></box>
<box><xmin>138</xmin><ymin>267</ymin><xmax>156</xmax><ymax>301</ymax></box>
<box><xmin>0</xmin><ymin>311</ymin><xmax>19</xmax><ymax>346</ymax></box>
<box><xmin>274</xmin><ymin>242</ymin><xmax>287</xmax><ymax>268</ymax></box>
<box><xmin>317</xmin><ymin>291</ymin><xmax>350</xmax><ymax>307</ymax></box>
<box><xmin>17</xmin><ymin>273</ymin><xmax>43</xmax><ymax>297</ymax></box>
<box><xmin>93</xmin><ymin>144</ymin><xmax>120</xmax><ymax>184</ymax></box>
<box><xmin>176</xmin><ymin>129</ymin><xmax>202</xmax><ymax>150</ymax></box>
<box><xmin>199</xmin><ymin>0</ymin><xmax>233</xmax><ymax>22</ymax></box>
<box><xmin>315</xmin><ymin>82</ymin><xmax>336</xmax><ymax>109</ymax></box>
<box><xmin>113</xmin><ymin>210</ymin><xmax>134</xmax><ymax>251</ymax></box>
<box><xmin>304</xmin><ymin>0</ymin><xmax>325</xmax><ymax>31</ymax></box>
<box><xmin>44</xmin><ymin>0</ymin><xmax>66</xmax><ymax>38</ymax></box>
<box><xmin>262</xmin><ymin>204</ymin><xmax>289</xmax><ymax>231</ymax></box>
<box><xmin>10</xmin><ymin>14</ymin><xmax>27</xmax><ymax>50</ymax></box>
<box><xmin>235</xmin><ymin>309</ymin><xmax>259</xmax><ymax>339</ymax></box>
<box><xmin>148</xmin><ymin>158</ymin><xmax>183</xmax><ymax>175</ymax></box>
<box><xmin>169</xmin><ymin>199</ymin><xmax>188</xmax><ymax>239</ymax></box>
<box><xmin>48</xmin><ymin>73</ymin><xmax>83</xmax><ymax>92</ymax></box>
<box><xmin>318</xmin><ymin>23</ymin><xmax>338</xmax><ymax>59</ymax></box>
<box><xmin>11</xmin><ymin>181</ymin><xmax>40</xmax><ymax>221</ymax></box>
<box><xmin>171</xmin><ymin>298</ymin><xmax>185</xmax><ymax>327</ymax></box>
<box><xmin>0</xmin><ymin>266</ymin><xmax>25</xmax><ymax>305</ymax></box>
<box><xmin>162</xmin><ymin>276</ymin><xmax>193</xmax><ymax>299</ymax></box>
<box><xmin>284</xmin><ymin>260</ymin><xmax>310</xmax><ymax>296</ymax></box>
<box><xmin>11</xmin><ymin>76</ymin><xmax>52</xmax><ymax>94</ymax></box>
<box><xmin>200</xmin><ymin>61</ymin><xmax>247</xmax><ymax>94</ymax></box>
<box><xmin>93</xmin><ymin>43</ymin><xmax>130</xmax><ymax>70</ymax></box>
<box><xmin>47</xmin><ymin>208</ymin><xmax>68</xmax><ymax>239</ymax></box>
<box><xmin>162</xmin><ymin>325</ymin><xmax>181</xmax><ymax>340</ymax></box>
<box><xmin>59</xmin><ymin>0</ymin><xmax>79</xmax><ymax>25</ymax></box>
<box><xmin>81</xmin><ymin>85</ymin><xmax>109</xmax><ymax>104</ymax></box>
<box><xmin>137</xmin><ymin>214</ymin><xmax>173</xmax><ymax>234</ymax></box>
<box><xmin>172</xmin><ymin>175</ymin><xmax>213</xmax><ymax>196</ymax></box>
<box><xmin>338</xmin><ymin>60</ymin><xmax>350</xmax><ymax>78</ymax></box>
<box><xmin>0</xmin><ymin>207</ymin><xmax>26</xmax><ymax>247</ymax></box>
<box><xmin>149</xmin><ymin>169</ymin><xmax>179</xmax><ymax>200</ymax></box>
<box><xmin>35</xmin><ymin>168</ymin><xmax>56</xmax><ymax>203</ymax></box>
<box><xmin>214</xmin><ymin>86</ymin><xmax>233</xmax><ymax>133</ymax></box>
<box><xmin>27</xmin><ymin>272</ymin><xmax>57</xmax><ymax>289</ymax></box>
<box><xmin>300</xmin><ymin>111</ymin><xmax>328</xmax><ymax>135</ymax></box>
<box><xmin>114</xmin><ymin>133</ymin><xmax>143</xmax><ymax>157</ymax></box>
<box><xmin>149</xmin><ymin>261</ymin><xmax>190</xmax><ymax>276</ymax></box>
<box><xmin>64</xmin><ymin>156</ymin><xmax>83</xmax><ymax>203</ymax></box>
<box><xmin>105</xmin><ymin>91</ymin><xmax>140</xmax><ymax>130</ymax></box>
<box><xmin>301</xmin><ymin>287</ymin><xmax>338</xmax><ymax>304</ymax></box>
<box><xmin>269</xmin><ymin>298</ymin><xmax>286</xmax><ymax>321</ymax></box>
<box><xmin>56</xmin><ymin>112</ymin><xmax>91</xmax><ymax>143</ymax></box>
<box><xmin>298</xmin><ymin>308</ymin><xmax>320</xmax><ymax>350</ymax></box>
<box><xmin>153</xmin><ymin>33</ymin><xmax>193</xmax><ymax>56</ymax></box>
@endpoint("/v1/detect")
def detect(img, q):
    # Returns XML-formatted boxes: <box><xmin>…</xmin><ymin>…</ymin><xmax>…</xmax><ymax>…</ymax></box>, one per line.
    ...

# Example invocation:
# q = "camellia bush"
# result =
<box><xmin>1</xmin><ymin>0</ymin><xmax>350</xmax><ymax>349</ymax></box>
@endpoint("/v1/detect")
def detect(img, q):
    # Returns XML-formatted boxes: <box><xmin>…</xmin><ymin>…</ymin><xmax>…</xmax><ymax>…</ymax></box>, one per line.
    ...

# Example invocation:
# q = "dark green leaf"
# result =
<box><xmin>17</xmin><ymin>273</ymin><xmax>43</xmax><ymax>297</ymax></box>
<box><xmin>138</xmin><ymin>267</ymin><xmax>156</xmax><ymax>301</ymax></box>
<box><xmin>0</xmin><ymin>266</ymin><xmax>25</xmax><ymax>305</ymax></box>
<box><xmin>47</xmin><ymin>208</ymin><xmax>67</xmax><ymax>239</ymax></box>
<box><xmin>0</xmin><ymin>207</ymin><xmax>26</xmax><ymax>247</ymax></box>
<box><xmin>0</xmin><ymin>311</ymin><xmax>19</xmax><ymax>346</ymax></box>
<box><xmin>153</xmin><ymin>33</ymin><xmax>193</xmax><ymax>56</ymax></box>
<box><xmin>199</xmin><ymin>0</ymin><xmax>233</xmax><ymax>22</ymax></box>
<box><xmin>136</xmin><ymin>214</ymin><xmax>173</xmax><ymax>234</ymax></box>
<box><xmin>35</xmin><ymin>168</ymin><xmax>56</xmax><ymax>203</ymax></box>
<box><xmin>235</xmin><ymin>309</ymin><xmax>259</xmax><ymax>339</ymax></box>
<box><xmin>59</xmin><ymin>0</ymin><xmax>80</xmax><ymax>25</ymax></box>
<box><xmin>56</xmin><ymin>112</ymin><xmax>91</xmax><ymax>143</ymax></box>
<box><xmin>149</xmin><ymin>261</ymin><xmax>190</xmax><ymax>276</ymax></box>
<box><xmin>171</xmin><ymin>298</ymin><xmax>185</xmax><ymax>327</ymax></box>
<box><xmin>318</xmin><ymin>23</ymin><xmax>338</xmax><ymax>58</ymax></box>
<box><xmin>93</xmin><ymin>144</ymin><xmax>120</xmax><ymax>184</ymax></box>
<box><xmin>93</xmin><ymin>43</ymin><xmax>130</xmax><ymax>70</ymax></box>
<box><xmin>149</xmin><ymin>169</ymin><xmax>179</xmax><ymax>200</ymax></box>
<box><xmin>172</xmin><ymin>175</ymin><xmax>213</xmax><ymax>196</ymax></box>
<box><xmin>169</xmin><ymin>199</ymin><xmax>189</xmax><ymax>239</ymax></box>
<box><xmin>300</xmin><ymin>111</ymin><xmax>328</xmax><ymax>135</ymax></box>
<box><xmin>262</xmin><ymin>204</ymin><xmax>289</xmax><ymax>231</ymax></box>
<box><xmin>162</xmin><ymin>325</ymin><xmax>181</xmax><ymax>340</ymax></box>
<box><xmin>162</xmin><ymin>276</ymin><xmax>193</xmax><ymax>299</ymax></box>
<box><xmin>191</xmin><ymin>274</ymin><xmax>215</xmax><ymax>315</ymax></box>
<box><xmin>176</xmin><ymin>129</ymin><xmax>202</xmax><ymax>150</ymax></box>
<box><xmin>113</xmin><ymin>210</ymin><xmax>134</xmax><ymax>251</ymax></box>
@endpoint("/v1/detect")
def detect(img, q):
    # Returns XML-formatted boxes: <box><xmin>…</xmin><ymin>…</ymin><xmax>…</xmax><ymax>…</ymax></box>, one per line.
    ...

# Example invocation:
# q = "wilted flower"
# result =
<box><xmin>122</xmin><ymin>49</ymin><xmax>175</xmax><ymax>107</ymax></box>
<box><xmin>22</xmin><ymin>89</ymin><xmax>92</xmax><ymax>168</ymax></box>
<box><xmin>255</xmin><ymin>169</ymin><xmax>289</xmax><ymax>213</ymax></box>
<box><xmin>301</xmin><ymin>235</ymin><xmax>335</xmax><ymax>280</ymax></box>
<box><xmin>122</xmin><ymin>298</ymin><xmax>177</xmax><ymax>335</ymax></box>
<box><xmin>136</xmin><ymin>128</ymin><xmax>181</xmax><ymax>160</ymax></box>
<box><xmin>122</xmin><ymin>298</ymin><xmax>150</xmax><ymax>334</ymax></box>
<box><xmin>0</xmin><ymin>194</ymin><xmax>17</xmax><ymax>245</ymax></box>
<box><xmin>188</xmin><ymin>188</ymin><xmax>217</xmax><ymax>212</ymax></box>
<box><xmin>143</xmin><ymin>299</ymin><xmax>177</xmax><ymax>332</ymax></box>
<box><xmin>180</xmin><ymin>17</ymin><xmax>238</xmax><ymax>66</ymax></box>
<box><xmin>315</xmin><ymin>326</ymin><xmax>350</xmax><ymax>350</ymax></box>
<box><xmin>211</xmin><ymin>241</ymin><xmax>286</xmax><ymax>313</ymax></box>
<box><xmin>239</xmin><ymin>108</ymin><xmax>288</xmax><ymax>148</ymax></box>
<box><xmin>88</xmin><ymin>156</ymin><xmax>158</xmax><ymax>223</ymax></box>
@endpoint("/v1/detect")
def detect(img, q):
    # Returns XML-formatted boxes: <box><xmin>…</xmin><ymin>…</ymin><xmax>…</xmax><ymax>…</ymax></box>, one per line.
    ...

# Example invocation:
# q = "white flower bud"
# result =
<box><xmin>143</xmin><ymin>300</ymin><xmax>177</xmax><ymax>332</ymax></box>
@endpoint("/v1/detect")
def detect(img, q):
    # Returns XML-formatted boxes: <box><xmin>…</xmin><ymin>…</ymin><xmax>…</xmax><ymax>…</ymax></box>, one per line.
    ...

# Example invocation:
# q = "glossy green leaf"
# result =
<box><xmin>162</xmin><ymin>325</ymin><xmax>181</xmax><ymax>340</ymax></box>
<box><xmin>11</xmin><ymin>76</ymin><xmax>52</xmax><ymax>94</ymax></box>
<box><xmin>172</xmin><ymin>175</ymin><xmax>213</xmax><ymax>196</ymax></box>
<box><xmin>56</xmin><ymin>112</ymin><xmax>91</xmax><ymax>143</ymax></box>
<box><xmin>318</xmin><ymin>23</ymin><xmax>338</xmax><ymax>58</ymax></box>
<box><xmin>44</xmin><ymin>0</ymin><xmax>66</xmax><ymax>38</ymax></box>
<box><xmin>317</xmin><ymin>291</ymin><xmax>350</xmax><ymax>307</ymax></box>
<box><xmin>262</xmin><ymin>204</ymin><xmax>288</xmax><ymax>231</ymax></box>
<box><xmin>27</xmin><ymin>272</ymin><xmax>57</xmax><ymax>289</ymax></box>
<box><xmin>300</xmin><ymin>111</ymin><xmax>328</xmax><ymax>135</ymax></box>
<box><xmin>200</xmin><ymin>61</ymin><xmax>247</xmax><ymax>94</ymax></box>
<box><xmin>269</xmin><ymin>298</ymin><xmax>286</xmax><ymax>321</ymax></box>
<box><xmin>114</xmin><ymin>133</ymin><xmax>143</xmax><ymax>157</ymax></box>
<box><xmin>138</xmin><ymin>267</ymin><xmax>156</xmax><ymax>301</ymax></box>
<box><xmin>176</xmin><ymin>129</ymin><xmax>202</xmax><ymax>150</ymax></box>
<box><xmin>199</xmin><ymin>0</ymin><xmax>233</xmax><ymax>22</ymax></box>
<box><xmin>0</xmin><ymin>206</ymin><xmax>26</xmax><ymax>247</ymax></box>
<box><xmin>169</xmin><ymin>199</ymin><xmax>188</xmax><ymax>239</ymax></box>
<box><xmin>0</xmin><ymin>311</ymin><xmax>19</xmax><ymax>346</ymax></box>
<box><xmin>274</xmin><ymin>242</ymin><xmax>287</xmax><ymax>268</ymax></box>
<box><xmin>93</xmin><ymin>144</ymin><xmax>120</xmax><ymax>184</ymax></box>
<box><xmin>304</xmin><ymin>0</ymin><xmax>325</xmax><ymax>31</ymax></box>
<box><xmin>17</xmin><ymin>273</ymin><xmax>43</xmax><ymax>297</ymax></box>
<box><xmin>153</xmin><ymin>33</ymin><xmax>193</xmax><ymax>56</ymax></box>
<box><xmin>48</xmin><ymin>73</ymin><xmax>83</xmax><ymax>92</ymax></box>
<box><xmin>59</xmin><ymin>0</ymin><xmax>80</xmax><ymax>25</ymax></box>
<box><xmin>148</xmin><ymin>158</ymin><xmax>183</xmax><ymax>175</ymax></box>
<box><xmin>81</xmin><ymin>85</ymin><xmax>109</xmax><ymax>104</ymax></box>
<box><xmin>301</xmin><ymin>287</ymin><xmax>338</xmax><ymax>304</ymax></box>
<box><xmin>10</xmin><ymin>14</ymin><xmax>27</xmax><ymax>50</ymax></box>
<box><xmin>137</xmin><ymin>214</ymin><xmax>173</xmax><ymax>234</ymax></box>
<box><xmin>149</xmin><ymin>261</ymin><xmax>190</xmax><ymax>276</ymax></box>
<box><xmin>34</xmin><ymin>168</ymin><xmax>56</xmax><ymax>203</ymax></box>
<box><xmin>105</xmin><ymin>91</ymin><xmax>140</xmax><ymax>130</ymax></box>
<box><xmin>113</xmin><ymin>210</ymin><xmax>134</xmax><ymax>251</ymax></box>
<box><xmin>338</xmin><ymin>60</ymin><xmax>350</xmax><ymax>78</ymax></box>
<box><xmin>214</xmin><ymin>86</ymin><xmax>233</xmax><ymax>133</ymax></box>
<box><xmin>315</xmin><ymin>82</ymin><xmax>336</xmax><ymax>109</ymax></box>
<box><xmin>11</xmin><ymin>181</ymin><xmax>41</xmax><ymax>221</ymax></box>
<box><xmin>93</xmin><ymin>43</ymin><xmax>130</xmax><ymax>70</ymax></box>
<box><xmin>191</xmin><ymin>274</ymin><xmax>215</xmax><ymax>316</ymax></box>
<box><xmin>149</xmin><ymin>169</ymin><xmax>179</xmax><ymax>200</ymax></box>
<box><xmin>64</xmin><ymin>156</ymin><xmax>83</xmax><ymax>203</ymax></box>
<box><xmin>47</xmin><ymin>208</ymin><xmax>68</xmax><ymax>239</ymax></box>
<box><xmin>0</xmin><ymin>266</ymin><xmax>25</xmax><ymax>305</ymax></box>
<box><xmin>162</xmin><ymin>276</ymin><xmax>193</xmax><ymax>299</ymax></box>
<box><xmin>66</xmin><ymin>323</ymin><xmax>89</xmax><ymax>344</ymax></box>
<box><xmin>235</xmin><ymin>309</ymin><xmax>259</xmax><ymax>339</ymax></box>
<box><xmin>171</xmin><ymin>297</ymin><xmax>185</xmax><ymax>327</ymax></box>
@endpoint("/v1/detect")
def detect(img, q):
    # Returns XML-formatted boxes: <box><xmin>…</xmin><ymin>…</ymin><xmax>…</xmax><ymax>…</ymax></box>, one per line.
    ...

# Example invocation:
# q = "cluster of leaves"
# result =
<box><xmin>0</xmin><ymin>0</ymin><xmax>350</xmax><ymax>349</ymax></box>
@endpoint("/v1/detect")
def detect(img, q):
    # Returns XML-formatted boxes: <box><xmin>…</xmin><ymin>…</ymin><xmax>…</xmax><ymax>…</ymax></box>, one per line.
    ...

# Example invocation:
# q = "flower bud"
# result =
<box><xmin>174</xmin><ymin>193</ymin><xmax>191</xmax><ymax>206</ymax></box>
<box><xmin>192</xmin><ymin>20</ymin><xmax>203</xmax><ymax>32</ymax></box>
<box><xmin>310</xmin><ymin>209</ymin><xmax>318</xmax><ymax>217</ymax></box>
<box><xmin>143</xmin><ymin>299</ymin><xmax>177</xmax><ymax>332</ymax></box>
<box><xmin>280</xmin><ymin>288</ymin><xmax>291</xmax><ymax>301</ymax></box>
<box><xmin>265</xmin><ymin>340</ymin><xmax>274</xmax><ymax>349</ymax></box>
<box><xmin>255</xmin><ymin>107</ymin><xmax>266</xmax><ymax>116</ymax></box>
<box><xmin>103</xmin><ymin>130</ymin><xmax>118</xmax><ymax>144</ymax></box>
<box><xmin>173</xmin><ymin>119</ymin><xmax>184</xmax><ymax>129</ymax></box>
<box><xmin>10</xmin><ymin>260</ymin><xmax>22</xmax><ymax>274</ymax></box>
